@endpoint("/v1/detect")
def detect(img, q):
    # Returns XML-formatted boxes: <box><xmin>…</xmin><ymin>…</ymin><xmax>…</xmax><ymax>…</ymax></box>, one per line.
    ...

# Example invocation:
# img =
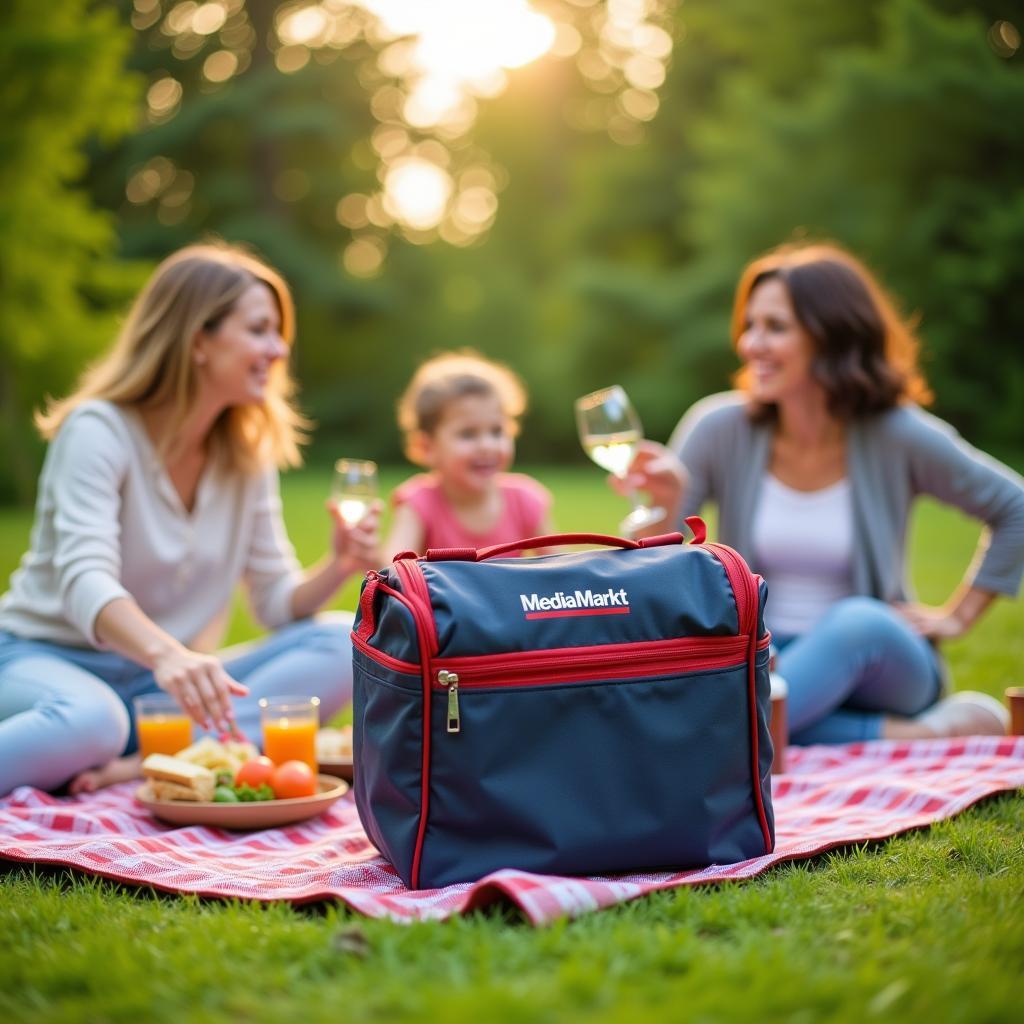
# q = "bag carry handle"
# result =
<box><xmin>420</xmin><ymin>516</ymin><xmax>707</xmax><ymax>562</ymax></box>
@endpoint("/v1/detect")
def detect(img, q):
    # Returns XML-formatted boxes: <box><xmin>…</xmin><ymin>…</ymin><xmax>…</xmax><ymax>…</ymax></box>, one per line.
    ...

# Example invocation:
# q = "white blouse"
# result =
<box><xmin>0</xmin><ymin>400</ymin><xmax>302</xmax><ymax>649</ymax></box>
<box><xmin>751</xmin><ymin>473</ymin><xmax>855</xmax><ymax>637</ymax></box>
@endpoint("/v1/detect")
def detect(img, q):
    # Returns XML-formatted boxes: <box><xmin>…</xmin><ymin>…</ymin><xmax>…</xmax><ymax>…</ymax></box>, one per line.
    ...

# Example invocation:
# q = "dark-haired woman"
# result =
<box><xmin>628</xmin><ymin>242</ymin><xmax>1024</xmax><ymax>743</ymax></box>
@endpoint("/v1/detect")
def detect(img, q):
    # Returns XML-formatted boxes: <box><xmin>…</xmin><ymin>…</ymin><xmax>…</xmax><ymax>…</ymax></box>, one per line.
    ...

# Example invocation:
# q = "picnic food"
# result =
<box><xmin>315</xmin><ymin>725</ymin><xmax>353</xmax><ymax>761</ymax></box>
<box><xmin>270</xmin><ymin>760</ymin><xmax>318</xmax><ymax>799</ymax></box>
<box><xmin>235</xmin><ymin>756</ymin><xmax>276</xmax><ymax>789</ymax></box>
<box><xmin>175</xmin><ymin>736</ymin><xmax>259</xmax><ymax>776</ymax></box>
<box><xmin>142</xmin><ymin>754</ymin><xmax>216</xmax><ymax>802</ymax></box>
<box><xmin>140</xmin><ymin>742</ymin><xmax>325</xmax><ymax>806</ymax></box>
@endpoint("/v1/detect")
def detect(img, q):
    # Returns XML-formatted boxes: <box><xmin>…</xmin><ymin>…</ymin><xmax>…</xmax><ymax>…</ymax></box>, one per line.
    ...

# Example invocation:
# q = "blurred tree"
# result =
<box><xmin>86</xmin><ymin>0</ymin><xmax>680</xmax><ymax>464</ymax></box>
<box><xmin>0</xmin><ymin>0</ymin><xmax>142</xmax><ymax>502</ymax></box>
<box><xmin>6</xmin><ymin>0</ymin><xmax>1020</xmax><ymax>501</ymax></box>
<box><xmin>90</xmin><ymin>0</ymin><xmax>396</xmax><ymax>454</ymax></box>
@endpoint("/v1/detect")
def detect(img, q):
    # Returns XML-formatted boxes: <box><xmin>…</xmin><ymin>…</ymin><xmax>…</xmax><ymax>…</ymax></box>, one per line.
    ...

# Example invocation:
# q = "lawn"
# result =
<box><xmin>1</xmin><ymin>466</ymin><xmax>1022</xmax><ymax>1024</ymax></box>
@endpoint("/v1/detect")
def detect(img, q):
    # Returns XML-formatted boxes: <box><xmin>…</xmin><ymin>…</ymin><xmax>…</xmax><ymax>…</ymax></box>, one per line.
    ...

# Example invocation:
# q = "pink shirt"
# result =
<box><xmin>392</xmin><ymin>473</ymin><xmax>552</xmax><ymax>554</ymax></box>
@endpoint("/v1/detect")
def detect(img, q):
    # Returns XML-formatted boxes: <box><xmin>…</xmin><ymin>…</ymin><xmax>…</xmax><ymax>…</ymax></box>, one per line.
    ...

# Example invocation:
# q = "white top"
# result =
<box><xmin>0</xmin><ymin>400</ymin><xmax>302</xmax><ymax>649</ymax></box>
<box><xmin>751</xmin><ymin>473</ymin><xmax>855</xmax><ymax>637</ymax></box>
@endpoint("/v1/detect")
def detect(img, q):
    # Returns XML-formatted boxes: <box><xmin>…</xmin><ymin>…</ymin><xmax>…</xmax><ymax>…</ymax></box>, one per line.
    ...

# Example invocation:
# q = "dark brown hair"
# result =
<box><xmin>731</xmin><ymin>242</ymin><xmax>932</xmax><ymax>420</ymax></box>
<box><xmin>397</xmin><ymin>349</ymin><xmax>527</xmax><ymax>465</ymax></box>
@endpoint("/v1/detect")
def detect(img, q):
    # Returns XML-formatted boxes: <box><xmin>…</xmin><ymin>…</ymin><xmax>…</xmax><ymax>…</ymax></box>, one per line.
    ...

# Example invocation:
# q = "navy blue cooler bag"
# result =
<box><xmin>351</xmin><ymin>520</ymin><xmax>774</xmax><ymax>890</ymax></box>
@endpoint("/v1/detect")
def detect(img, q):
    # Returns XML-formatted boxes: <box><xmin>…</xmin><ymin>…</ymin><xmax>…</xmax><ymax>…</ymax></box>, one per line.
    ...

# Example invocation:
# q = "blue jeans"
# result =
<box><xmin>776</xmin><ymin>597</ymin><xmax>943</xmax><ymax>745</ymax></box>
<box><xmin>0</xmin><ymin>613</ymin><xmax>353</xmax><ymax>795</ymax></box>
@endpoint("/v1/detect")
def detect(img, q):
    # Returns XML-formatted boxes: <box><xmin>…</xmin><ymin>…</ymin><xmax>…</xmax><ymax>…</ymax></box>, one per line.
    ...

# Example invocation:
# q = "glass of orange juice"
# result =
<box><xmin>134</xmin><ymin>693</ymin><xmax>193</xmax><ymax>758</ymax></box>
<box><xmin>259</xmin><ymin>696</ymin><xmax>320</xmax><ymax>772</ymax></box>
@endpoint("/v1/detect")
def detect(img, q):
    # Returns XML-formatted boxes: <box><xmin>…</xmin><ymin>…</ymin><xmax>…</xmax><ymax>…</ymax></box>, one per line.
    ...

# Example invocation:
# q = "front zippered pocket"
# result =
<box><xmin>431</xmin><ymin>634</ymin><xmax>770</xmax><ymax>735</ymax></box>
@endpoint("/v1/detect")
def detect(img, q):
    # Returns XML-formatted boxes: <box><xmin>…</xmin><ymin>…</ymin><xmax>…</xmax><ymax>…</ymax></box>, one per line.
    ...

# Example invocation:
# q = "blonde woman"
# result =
<box><xmin>0</xmin><ymin>244</ymin><xmax>380</xmax><ymax>796</ymax></box>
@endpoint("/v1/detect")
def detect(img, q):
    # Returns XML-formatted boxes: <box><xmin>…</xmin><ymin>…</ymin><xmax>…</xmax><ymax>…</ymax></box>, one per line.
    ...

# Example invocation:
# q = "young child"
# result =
<box><xmin>385</xmin><ymin>351</ymin><xmax>554</xmax><ymax>558</ymax></box>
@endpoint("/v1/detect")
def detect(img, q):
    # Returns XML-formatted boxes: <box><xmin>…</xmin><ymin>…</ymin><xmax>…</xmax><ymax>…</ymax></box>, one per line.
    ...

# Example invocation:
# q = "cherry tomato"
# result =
<box><xmin>235</xmin><ymin>756</ymin><xmax>276</xmax><ymax>790</ymax></box>
<box><xmin>270</xmin><ymin>760</ymin><xmax>318</xmax><ymax>800</ymax></box>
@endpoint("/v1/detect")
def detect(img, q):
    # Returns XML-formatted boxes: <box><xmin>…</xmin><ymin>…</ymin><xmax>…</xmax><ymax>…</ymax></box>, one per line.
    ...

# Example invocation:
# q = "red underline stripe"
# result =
<box><xmin>525</xmin><ymin>607</ymin><xmax>632</xmax><ymax>620</ymax></box>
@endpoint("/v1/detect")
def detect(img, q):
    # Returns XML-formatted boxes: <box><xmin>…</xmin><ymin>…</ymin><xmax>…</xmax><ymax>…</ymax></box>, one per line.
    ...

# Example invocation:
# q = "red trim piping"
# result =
<box><xmin>706</xmin><ymin>543</ymin><xmax>773</xmax><ymax>854</ymax></box>
<box><xmin>352</xmin><ymin>632</ymin><xmax>420</xmax><ymax>675</ymax></box>
<box><xmin>431</xmin><ymin>634</ymin><xmax>767</xmax><ymax>689</ymax></box>
<box><xmin>382</xmin><ymin>568</ymin><xmax>439</xmax><ymax>889</ymax></box>
<box><xmin>354</xmin><ymin>572</ymin><xmax>382</xmax><ymax>642</ymax></box>
<box><xmin>394</xmin><ymin>559</ymin><xmax>438</xmax><ymax>654</ymax></box>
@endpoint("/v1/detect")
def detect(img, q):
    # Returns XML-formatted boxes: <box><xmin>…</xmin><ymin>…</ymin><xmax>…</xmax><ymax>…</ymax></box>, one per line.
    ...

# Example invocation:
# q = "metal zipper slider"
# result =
<box><xmin>439</xmin><ymin>670</ymin><xmax>460</xmax><ymax>733</ymax></box>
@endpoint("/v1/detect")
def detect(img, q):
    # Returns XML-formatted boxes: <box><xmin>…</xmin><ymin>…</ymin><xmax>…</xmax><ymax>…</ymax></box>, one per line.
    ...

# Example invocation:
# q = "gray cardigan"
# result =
<box><xmin>668</xmin><ymin>392</ymin><xmax>1024</xmax><ymax>603</ymax></box>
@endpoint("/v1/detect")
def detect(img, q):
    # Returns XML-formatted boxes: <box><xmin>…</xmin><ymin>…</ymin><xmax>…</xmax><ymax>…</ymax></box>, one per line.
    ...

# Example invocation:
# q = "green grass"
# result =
<box><xmin>2</xmin><ymin>466</ymin><xmax>1023</xmax><ymax>1024</ymax></box>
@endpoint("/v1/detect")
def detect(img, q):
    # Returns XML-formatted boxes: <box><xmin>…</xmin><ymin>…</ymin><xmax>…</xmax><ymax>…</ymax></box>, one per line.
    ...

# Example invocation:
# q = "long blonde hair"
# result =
<box><xmin>36</xmin><ymin>242</ymin><xmax>309</xmax><ymax>472</ymax></box>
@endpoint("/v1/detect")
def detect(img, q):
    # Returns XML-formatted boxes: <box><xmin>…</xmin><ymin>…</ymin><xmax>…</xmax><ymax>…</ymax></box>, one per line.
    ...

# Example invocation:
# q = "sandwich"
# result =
<box><xmin>142</xmin><ymin>753</ymin><xmax>216</xmax><ymax>802</ymax></box>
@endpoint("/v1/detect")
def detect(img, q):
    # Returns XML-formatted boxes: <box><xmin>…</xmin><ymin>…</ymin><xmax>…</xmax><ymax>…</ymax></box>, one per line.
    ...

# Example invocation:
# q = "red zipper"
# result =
<box><xmin>704</xmin><ymin>543</ymin><xmax>772</xmax><ymax>854</ymax></box>
<box><xmin>352</xmin><ymin>632</ymin><xmax>420</xmax><ymax>675</ymax></box>
<box><xmin>394</xmin><ymin>559</ymin><xmax>438</xmax><ymax>656</ymax></box>
<box><xmin>388</xmin><ymin>561</ymin><xmax>439</xmax><ymax>889</ymax></box>
<box><xmin>431</xmin><ymin>634</ymin><xmax>767</xmax><ymax>690</ymax></box>
<box><xmin>705</xmin><ymin>543</ymin><xmax>756</xmax><ymax>636</ymax></box>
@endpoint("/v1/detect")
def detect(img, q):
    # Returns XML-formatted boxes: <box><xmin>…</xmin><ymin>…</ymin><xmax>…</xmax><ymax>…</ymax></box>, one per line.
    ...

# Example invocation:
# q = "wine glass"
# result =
<box><xmin>331</xmin><ymin>458</ymin><xmax>378</xmax><ymax>527</ymax></box>
<box><xmin>575</xmin><ymin>385</ymin><xmax>664</xmax><ymax>536</ymax></box>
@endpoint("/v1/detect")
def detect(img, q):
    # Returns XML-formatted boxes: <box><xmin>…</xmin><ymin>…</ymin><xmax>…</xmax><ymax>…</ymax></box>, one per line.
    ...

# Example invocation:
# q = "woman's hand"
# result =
<box><xmin>892</xmin><ymin>602</ymin><xmax>967</xmax><ymax>640</ymax></box>
<box><xmin>610</xmin><ymin>441</ymin><xmax>689</xmax><ymax>526</ymax></box>
<box><xmin>94</xmin><ymin>598</ymin><xmax>248</xmax><ymax>735</ymax></box>
<box><xmin>288</xmin><ymin>500</ymin><xmax>386</xmax><ymax>620</ymax></box>
<box><xmin>327</xmin><ymin>498</ymin><xmax>384</xmax><ymax>576</ymax></box>
<box><xmin>894</xmin><ymin>586</ymin><xmax>996</xmax><ymax>641</ymax></box>
<box><xmin>152</xmin><ymin>646</ymin><xmax>249</xmax><ymax>733</ymax></box>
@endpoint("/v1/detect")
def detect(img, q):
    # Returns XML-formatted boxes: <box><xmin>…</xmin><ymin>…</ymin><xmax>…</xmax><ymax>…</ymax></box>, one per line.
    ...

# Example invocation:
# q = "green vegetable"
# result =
<box><xmin>215</xmin><ymin>771</ymin><xmax>234</xmax><ymax>788</ymax></box>
<box><xmin>233</xmin><ymin>783</ymin><xmax>274</xmax><ymax>802</ymax></box>
<box><xmin>213</xmin><ymin>786</ymin><xmax>239</xmax><ymax>803</ymax></box>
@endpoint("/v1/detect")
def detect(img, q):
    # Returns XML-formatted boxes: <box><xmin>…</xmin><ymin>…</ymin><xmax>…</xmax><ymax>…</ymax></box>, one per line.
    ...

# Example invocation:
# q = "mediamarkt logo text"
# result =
<box><xmin>520</xmin><ymin>587</ymin><xmax>631</xmax><ymax>619</ymax></box>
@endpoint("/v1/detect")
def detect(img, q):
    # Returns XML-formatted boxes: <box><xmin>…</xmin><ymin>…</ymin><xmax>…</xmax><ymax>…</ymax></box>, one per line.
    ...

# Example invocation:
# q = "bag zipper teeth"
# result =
<box><xmin>705</xmin><ymin>544</ymin><xmax>755</xmax><ymax>635</ymax></box>
<box><xmin>432</xmin><ymin>635</ymin><xmax>764</xmax><ymax>690</ymax></box>
<box><xmin>381</xmin><ymin>565</ymin><xmax>438</xmax><ymax>890</ymax></box>
<box><xmin>352</xmin><ymin>632</ymin><xmax>420</xmax><ymax>675</ymax></box>
<box><xmin>705</xmin><ymin>542</ymin><xmax>772</xmax><ymax>854</ymax></box>
<box><xmin>394</xmin><ymin>559</ymin><xmax>439</xmax><ymax>656</ymax></box>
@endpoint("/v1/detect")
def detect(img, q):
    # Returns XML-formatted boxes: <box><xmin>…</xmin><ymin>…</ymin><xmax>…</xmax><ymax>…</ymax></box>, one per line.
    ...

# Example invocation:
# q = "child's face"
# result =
<box><xmin>421</xmin><ymin>393</ymin><xmax>515</xmax><ymax>495</ymax></box>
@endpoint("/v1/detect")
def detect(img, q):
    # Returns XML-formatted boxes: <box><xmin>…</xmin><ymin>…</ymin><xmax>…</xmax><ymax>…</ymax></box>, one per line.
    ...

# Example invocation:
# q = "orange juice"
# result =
<box><xmin>137</xmin><ymin>714</ymin><xmax>193</xmax><ymax>758</ymax></box>
<box><xmin>263</xmin><ymin>719</ymin><xmax>318</xmax><ymax>771</ymax></box>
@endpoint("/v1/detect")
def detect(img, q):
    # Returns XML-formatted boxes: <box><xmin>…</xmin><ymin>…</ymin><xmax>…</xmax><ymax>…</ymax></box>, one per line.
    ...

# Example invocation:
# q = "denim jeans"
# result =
<box><xmin>0</xmin><ymin>612</ymin><xmax>353</xmax><ymax>795</ymax></box>
<box><xmin>775</xmin><ymin>596</ymin><xmax>943</xmax><ymax>745</ymax></box>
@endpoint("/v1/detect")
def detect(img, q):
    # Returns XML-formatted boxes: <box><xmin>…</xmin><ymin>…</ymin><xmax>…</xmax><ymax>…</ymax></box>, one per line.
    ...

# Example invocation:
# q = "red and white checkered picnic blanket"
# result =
<box><xmin>2</xmin><ymin>736</ymin><xmax>1021</xmax><ymax>925</ymax></box>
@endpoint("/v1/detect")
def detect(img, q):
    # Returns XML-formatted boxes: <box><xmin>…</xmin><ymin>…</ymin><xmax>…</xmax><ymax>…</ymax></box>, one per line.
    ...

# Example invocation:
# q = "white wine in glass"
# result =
<box><xmin>331</xmin><ymin>458</ymin><xmax>377</xmax><ymax>526</ymax></box>
<box><xmin>575</xmin><ymin>385</ymin><xmax>664</xmax><ymax>535</ymax></box>
<box><xmin>582</xmin><ymin>431</ymin><xmax>642</xmax><ymax>478</ymax></box>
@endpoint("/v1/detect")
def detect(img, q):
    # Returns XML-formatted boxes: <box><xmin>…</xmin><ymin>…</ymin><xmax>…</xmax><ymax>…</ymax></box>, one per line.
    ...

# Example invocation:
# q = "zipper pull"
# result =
<box><xmin>439</xmin><ymin>670</ymin><xmax>460</xmax><ymax>733</ymax></box>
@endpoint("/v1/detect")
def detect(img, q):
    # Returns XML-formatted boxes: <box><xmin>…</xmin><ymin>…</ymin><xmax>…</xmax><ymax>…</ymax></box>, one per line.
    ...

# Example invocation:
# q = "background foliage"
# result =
<box><xmin>2</xmin><ymin>0</ymin><xmax>1022</xmax><ymax>504</ymax></box>
<box><xmin>0</xmin><ymin>0</ymin><xmax>144</xmax><ymax>502</ymax></box>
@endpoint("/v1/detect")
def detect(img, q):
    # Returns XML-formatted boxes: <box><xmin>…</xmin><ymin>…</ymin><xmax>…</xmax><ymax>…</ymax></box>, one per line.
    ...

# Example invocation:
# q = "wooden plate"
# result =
<box><xmin>317</xmin><ymin>758</ymin><xmax>354</xmax><ymax>783</ymax></box>
<box><xmin>135</xmin><ymin>775</ymin><xmax>348</xmax><ymax>829</ymax></box>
